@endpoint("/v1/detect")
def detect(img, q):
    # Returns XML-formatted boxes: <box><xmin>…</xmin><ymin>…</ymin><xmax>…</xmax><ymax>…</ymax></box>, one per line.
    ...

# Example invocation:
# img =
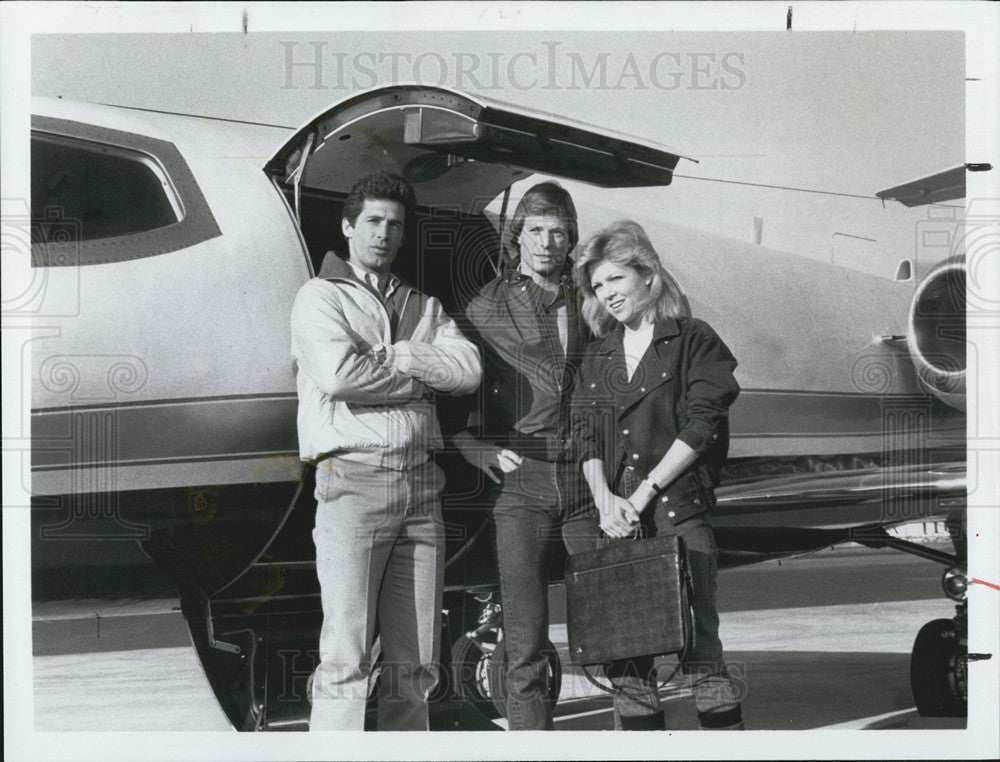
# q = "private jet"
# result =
<box><xmin>27</xmin><ymin>84</ymin><xmax>969</xmax><ymax>729</ymax></box>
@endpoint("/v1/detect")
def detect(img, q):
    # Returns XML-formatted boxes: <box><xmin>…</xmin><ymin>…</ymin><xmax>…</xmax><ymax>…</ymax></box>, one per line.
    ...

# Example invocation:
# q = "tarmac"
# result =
<box><xmin>32</xmin><ymin>546</ymin><xmax>970</xmax><ymax>732</ymax></box>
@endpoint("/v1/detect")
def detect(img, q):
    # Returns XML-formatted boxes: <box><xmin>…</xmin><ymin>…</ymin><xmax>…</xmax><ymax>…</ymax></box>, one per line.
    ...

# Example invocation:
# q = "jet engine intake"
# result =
<box><xmin>908</xmin><ymin>256</ymin><xmax>965</xmax><ymax>410</ymax></box>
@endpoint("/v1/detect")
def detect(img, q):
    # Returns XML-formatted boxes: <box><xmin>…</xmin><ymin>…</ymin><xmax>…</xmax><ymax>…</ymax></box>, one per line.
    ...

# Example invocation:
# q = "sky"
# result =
<box><xmin>30</xmin><ymin>30</ymin><xmax>965</xmax><ymax>196</ymax></box>
<box><xmin>27</xmin><ymin>28</ymin><xmax>969</xmax><ymax>277</ymax></box>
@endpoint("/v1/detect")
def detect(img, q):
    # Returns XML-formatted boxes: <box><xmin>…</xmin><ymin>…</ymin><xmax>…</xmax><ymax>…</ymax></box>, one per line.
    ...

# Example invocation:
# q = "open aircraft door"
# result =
<box><xmin>165</xmin><ymin>85</ymin><xmax>691</xmax><ymax>730</ymax></box>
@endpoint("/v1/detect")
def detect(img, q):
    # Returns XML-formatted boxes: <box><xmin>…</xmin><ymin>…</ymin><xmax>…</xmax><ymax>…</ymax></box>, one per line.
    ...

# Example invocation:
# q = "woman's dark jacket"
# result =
<box><xmin>570</xmin><ymin>316</ymin><xmax>739</xmax><ymax>525</ymax></box>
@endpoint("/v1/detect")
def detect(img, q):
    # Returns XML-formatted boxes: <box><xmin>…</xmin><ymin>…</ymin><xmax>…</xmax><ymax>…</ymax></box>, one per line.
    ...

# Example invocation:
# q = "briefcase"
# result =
<box><xmin>565</xmin><ymin>534</ymin><xmax>690</xmax><ymax>667</ymax></box>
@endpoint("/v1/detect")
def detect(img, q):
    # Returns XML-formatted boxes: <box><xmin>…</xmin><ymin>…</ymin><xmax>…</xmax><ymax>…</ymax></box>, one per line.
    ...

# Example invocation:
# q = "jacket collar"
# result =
<box><xmin>595</xmin><ymin>316</ymin><xmax>681</xmax><ymax>354</ymax></box>
<box><xmin>321</xmin><ymin>252</ymin><xmax>406</xmax><ymax>296</ymax></box>
<box><xmin>319</xmin><ymin>251</ymin><xmax>355</xmax><ymax>281</ymax></box>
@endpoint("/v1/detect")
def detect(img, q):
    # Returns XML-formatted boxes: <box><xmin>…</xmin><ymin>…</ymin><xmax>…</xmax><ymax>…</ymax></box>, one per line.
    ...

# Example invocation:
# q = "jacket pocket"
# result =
<box><xmin>658</xmin><ymin>470</ymin><xmax>710</xmax><ymax>526</ymax></box>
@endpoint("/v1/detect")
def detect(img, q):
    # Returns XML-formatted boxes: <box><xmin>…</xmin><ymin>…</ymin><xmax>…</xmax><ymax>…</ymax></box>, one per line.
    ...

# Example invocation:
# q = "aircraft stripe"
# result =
<box><xmin>29</xmin><ymin>389</ymin><xmax>955</xmax><ymax>473</ymax></box>
<box><xmin>31</xmin><ymin>396</ymin><xmax>299</xmax><ymax>469</ymax></box>
<box><xmin>30</xmin><ymin>391</ymin><xmax>297</xmax><ymax>415</ymax></box>
<box><xmin>31</xmin><ymin>450</ymin><xmax>298</xmax><ymax>472</ymax></box>
<box><xmin>29</xmin><ymin>387</ymin><xmax>935</xmax><ymax>415</ymax></box>
<box><xmin>728</xmin><ymin>389</ymin><xmax>961</xmax><ymax>437</ymax></box>
<box><xmin>101</xmin><ymin>103</ymin><xmax>295</xmax><ymax>131</ymax></box>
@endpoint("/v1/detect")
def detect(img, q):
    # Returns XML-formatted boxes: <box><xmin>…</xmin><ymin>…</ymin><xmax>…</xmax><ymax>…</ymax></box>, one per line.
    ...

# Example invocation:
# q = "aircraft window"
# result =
<box><xmin>30</xmin><ymin>116</ymin><xmax>221</xmax><ymax>267</ymax></box>
<box><xmin>32</xmin><ymin>135</ymin><xmax>180</xmax><ymax>242</ymax></box>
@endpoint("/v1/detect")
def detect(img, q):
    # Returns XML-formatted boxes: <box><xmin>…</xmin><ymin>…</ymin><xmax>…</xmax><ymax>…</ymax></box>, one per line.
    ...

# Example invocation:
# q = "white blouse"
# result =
<box><xmin>623</xmin><ymin>320</ymin><xmax>655</xmax><ymax>381</ymax></box>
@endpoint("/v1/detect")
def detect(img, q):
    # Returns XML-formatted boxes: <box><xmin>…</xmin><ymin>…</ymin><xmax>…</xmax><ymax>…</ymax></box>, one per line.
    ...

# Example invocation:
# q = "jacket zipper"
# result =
<box><xmin>396</xmin><ymin>288</ymin><xmax>415</xmax><ymax>342</ymax></box>
<box><xmin>328</xmin><ymin>277</ymin><xmax>419</xmax><ymax>454</ymax></box>
<box><xmin>328</xmin><ymin>275</ymin><xmax>394</xmax><ymax>342</ymax></box>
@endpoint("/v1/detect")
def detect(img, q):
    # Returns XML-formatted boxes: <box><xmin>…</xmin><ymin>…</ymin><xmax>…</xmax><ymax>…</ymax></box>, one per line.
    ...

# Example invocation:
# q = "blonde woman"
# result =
<box><xmin>570</xmin><ymin>220</ymin><xmax>744</xmax><ymax>731</ymax></box>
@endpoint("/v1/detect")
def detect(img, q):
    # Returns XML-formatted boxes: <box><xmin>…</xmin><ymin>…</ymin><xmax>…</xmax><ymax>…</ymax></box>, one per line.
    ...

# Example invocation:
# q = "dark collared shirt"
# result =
<box><xmin>464</xmin><ymin>267</ymin><xmax>590</xmax><ymax>443</ymax></box>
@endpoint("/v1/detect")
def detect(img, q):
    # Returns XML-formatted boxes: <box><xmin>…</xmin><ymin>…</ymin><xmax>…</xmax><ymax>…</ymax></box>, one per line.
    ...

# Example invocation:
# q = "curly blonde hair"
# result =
<box><xmin>574</xmin><ymin>220</ymin><xmax>690</xmax><ymax>337</ymax></box>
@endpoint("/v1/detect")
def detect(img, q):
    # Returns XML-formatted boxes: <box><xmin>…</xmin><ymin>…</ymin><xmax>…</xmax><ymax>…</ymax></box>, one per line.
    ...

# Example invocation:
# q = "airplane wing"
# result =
<box><xmin>715</xmin><ymin>461</ymin><xmax>965</xmax><ymax>530</ymax></box>
<box><xmin>709</xmin><ymin>461</ymin><xmax>965</xmax><ymax>565</ymax></box>
<box><xmin>875</xmin><ymin>165</ymin><xmax>965</xmax><ymax>206</ymax></box>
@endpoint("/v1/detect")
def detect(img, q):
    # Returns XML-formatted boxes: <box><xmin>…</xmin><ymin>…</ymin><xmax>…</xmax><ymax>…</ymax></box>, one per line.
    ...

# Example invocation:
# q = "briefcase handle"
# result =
<box><xmin>599</xmin><ymin>524</ymin><xmax>647</xmax><ymax>545</ymax></box>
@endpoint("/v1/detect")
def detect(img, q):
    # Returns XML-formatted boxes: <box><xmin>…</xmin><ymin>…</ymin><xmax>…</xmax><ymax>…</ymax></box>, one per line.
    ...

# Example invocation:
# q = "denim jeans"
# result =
<box><xmin>310</xmin><ymin>456</ymin><xmax>445</xmax><ymax>731</ymax></box>
<box><xmin>492</xmin><ymin>456</ymin><xmax>598</xmax><ymax>730</ymax></box>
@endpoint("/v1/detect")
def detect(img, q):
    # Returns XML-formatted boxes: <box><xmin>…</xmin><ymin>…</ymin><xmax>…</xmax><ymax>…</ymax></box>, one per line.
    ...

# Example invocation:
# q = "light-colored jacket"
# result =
<box><xmin>291</xmin><ymin>257</ymin><xmax>481</xmax><ymax>470</ymax></box>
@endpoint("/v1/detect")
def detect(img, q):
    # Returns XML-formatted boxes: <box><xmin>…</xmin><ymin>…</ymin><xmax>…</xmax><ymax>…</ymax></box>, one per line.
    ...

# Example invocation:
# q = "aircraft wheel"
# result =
<box><xmin>451</xmin><ymin>633</ymin><xmax>502</xmax><ymax>719</ymax></box>
<box><xmin>487</xmin><ymin>638</ymin><xmax>562</xmax><ymax>719</ymax></box>
<box><xmin>910</xmin><ymin>618</ymin><xmax>967</xmax><ymax>717</ymax></box>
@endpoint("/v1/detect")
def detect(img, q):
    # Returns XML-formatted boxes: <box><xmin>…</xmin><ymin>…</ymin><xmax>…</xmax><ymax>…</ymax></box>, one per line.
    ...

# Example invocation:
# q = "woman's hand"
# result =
<box><xmin>596</xmin><ymin>492</ymin><xmax>639</xmax><ymax>538</ymax></box>
<box><xmin>453</xmin><ymin>431</ymin><xmax>522</xmax><ymax>484</ymax></box>
<box><xmin>582</xmin><ymin>458</ymin><xmax>638</xmax><ymax>538</ymax></box>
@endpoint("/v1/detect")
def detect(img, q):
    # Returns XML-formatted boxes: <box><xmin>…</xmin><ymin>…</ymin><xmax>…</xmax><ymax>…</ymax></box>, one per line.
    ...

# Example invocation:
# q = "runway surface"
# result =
<box><xmin>32</xmin><ymin>546</ymin><xmax>970</xmax><ymax>732</ymax></box>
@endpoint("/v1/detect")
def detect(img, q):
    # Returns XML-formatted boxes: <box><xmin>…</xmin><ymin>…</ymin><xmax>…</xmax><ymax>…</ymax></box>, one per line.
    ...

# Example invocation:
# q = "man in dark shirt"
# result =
<box><xmin>453</xmin><ymin>182</ymin><xmax>595</xmax><ymax>730</ymax></box>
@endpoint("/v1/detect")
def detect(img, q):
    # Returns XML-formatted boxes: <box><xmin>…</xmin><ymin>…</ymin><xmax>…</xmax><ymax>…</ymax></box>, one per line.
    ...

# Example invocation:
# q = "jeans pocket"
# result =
<box><xmin>314</xmin><ymin>461</ymin><xmax>348</xmax><ymax>503</ymax></box>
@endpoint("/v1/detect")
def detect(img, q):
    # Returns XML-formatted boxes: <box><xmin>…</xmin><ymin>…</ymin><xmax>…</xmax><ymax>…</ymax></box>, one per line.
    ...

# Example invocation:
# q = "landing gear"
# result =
<box><xmin>855</xmin><ymin>523</ymin><xmax>971</xmax><ymax>718</ymax></box>
<box><xmin>450</xmin><ymin>597</ymin><xmax>562</xmax><ymax>720</ymax></box>
<box><xmin>909</xmin><ymin>563</ymin><xmax>969</xmax><ymax>717</ymax></box>
<box><xmin>451</xmin><ymin>616</ymin><xmax>504</xmax><ymax>720</ymax></box>
<box><xmin>910</xmin><ymin>610</ymin><xmax>967</xmax><ymax>717</ymax></box>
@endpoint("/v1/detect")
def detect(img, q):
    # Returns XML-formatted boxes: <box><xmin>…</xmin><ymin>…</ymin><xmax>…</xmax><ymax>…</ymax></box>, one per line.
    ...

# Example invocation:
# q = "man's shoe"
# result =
<box><xmin>697</xmin><ymin>704</ymin><xmax>744</xmax><ymax>730</ymax></box>
<box><xmin>617</xmin><ymin>710</ymin><xmax>665</xmax><ymax>730</ymax></box>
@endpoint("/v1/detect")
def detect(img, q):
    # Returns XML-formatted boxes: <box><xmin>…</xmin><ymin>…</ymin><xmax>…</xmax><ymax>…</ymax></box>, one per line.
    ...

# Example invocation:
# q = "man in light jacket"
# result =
<box><xmin>291</xmin><ymin>172</ymin><xmax>481</xmax><ymax>731</ymax></box>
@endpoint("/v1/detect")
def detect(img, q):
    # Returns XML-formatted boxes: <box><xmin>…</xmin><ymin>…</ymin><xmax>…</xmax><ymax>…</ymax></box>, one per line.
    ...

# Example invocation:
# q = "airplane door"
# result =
<box><xmin>265</xmin><ymin>84</ymin><xmax>688</xmax><ymax>210</ymax></box>
<box><xmin>262</xmin><ymin>84</ymin><xmax>692</xmax><ymax>591</ymax></box>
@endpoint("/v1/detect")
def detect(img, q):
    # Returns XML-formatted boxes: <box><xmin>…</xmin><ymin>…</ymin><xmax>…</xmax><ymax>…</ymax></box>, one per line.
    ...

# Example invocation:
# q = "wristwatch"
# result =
<box><xmin>640</xmin><ymin>476</ymin><xmax>662</xmax><ymax>492</ymax></box>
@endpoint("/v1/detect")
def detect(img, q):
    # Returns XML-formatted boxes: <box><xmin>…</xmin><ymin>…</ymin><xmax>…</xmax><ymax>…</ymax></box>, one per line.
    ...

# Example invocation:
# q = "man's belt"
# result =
<box><xmin>499</xmin><ymin>431</ymin><xmax>577</xmax><ymax>463</ymax></box>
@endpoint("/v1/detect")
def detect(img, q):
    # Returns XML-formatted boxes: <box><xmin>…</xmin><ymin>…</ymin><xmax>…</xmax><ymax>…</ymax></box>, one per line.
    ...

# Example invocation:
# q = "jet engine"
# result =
<box><xmin>907</xmin><ymin>255</ymin><xmax>966</xmax><ymax>410</ymax></box>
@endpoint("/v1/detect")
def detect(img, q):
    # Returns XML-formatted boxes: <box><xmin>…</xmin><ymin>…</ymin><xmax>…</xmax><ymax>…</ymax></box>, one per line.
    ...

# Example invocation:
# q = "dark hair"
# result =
<box><xmin>342</xmin><ymin>172</ymin><xmax>416</xmax><ymax>226</ymax></box>
<box><xmin>505</xmin><ymin>181</ymin><xmax>579</xmax><ymax>261</ymax></box>
<box><xmin>574</xmin><ymin>220</ymin><xmax>690</xmax><ymax>337</ymax></box>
